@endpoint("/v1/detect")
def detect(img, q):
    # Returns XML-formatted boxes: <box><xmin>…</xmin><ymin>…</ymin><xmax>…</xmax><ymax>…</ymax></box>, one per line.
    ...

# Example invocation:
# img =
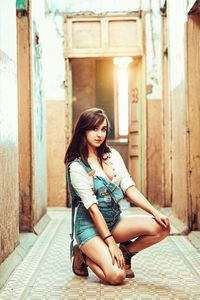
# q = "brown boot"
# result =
<box><xmin>119</xmin><ymin>243</ymin><xmax>136</xmax><ymax>278</ymax></box>
<box><xmin>72</xmin><ymin>244</ymin><xmax>88</xmax><ymax>276</ymax></box>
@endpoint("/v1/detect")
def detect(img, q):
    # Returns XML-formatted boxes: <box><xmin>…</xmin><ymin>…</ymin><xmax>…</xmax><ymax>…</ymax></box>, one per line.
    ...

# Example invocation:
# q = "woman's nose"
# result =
<box><xmin>97</xmin><ymin>130</ymin><xmax>102</xmax><ymax>136</ymax></box>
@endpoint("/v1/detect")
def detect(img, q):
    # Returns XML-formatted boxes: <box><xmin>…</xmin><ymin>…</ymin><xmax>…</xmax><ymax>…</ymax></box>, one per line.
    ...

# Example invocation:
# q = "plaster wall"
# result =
<box><xmin>168</xmin><ymin>0</ymin><xmax>188</xmax><ymax>224</ymax></box>
<box><xmin>17</xmin><ymin>11</ymin><xmax>32</xmax><ymax>231</ymax></box>
<box><xmin>187</xmin><ymin>12</ymin><xmax>200</xmax><ymax>229</ymax></box>
<box><xmin>43</xmin><ymin>15</ymin><xmax>65</xmax><ymax>101</ymax></box>
<box><xmin>31</xmin><ymin>0</ymin><xmax>47</xmax><ymax>224</ymax></box>
<box><xmin>147</xmin><ymin>100</ymin><xmax>163</xmax><ymax>205</ymax></box>
<box><xmin>46</xmin><ymin>101</ymin><xmax>66</xmax><ymax>206</ymax></box>
<box><xmin>44</xmin><ymin>13</ymin><xmax>67</xmax><ymax>207</ymax></box>
<box><xmin>46</xmin><ymin>0</ymin><xmax>146</xmax><ymax>13</ymax></box>
<box><xmin>145</xmin><ymin>2</ymin><xmax>162</xmax><ymax>100</ymax></box>
<box><xmin>0</xmin><ymin>0</ymin><xmax>19</xmax><ymax>263</ymax></box>
<box><xmin>144</xmin><ymin>2</ymin><xmax>163</xmax><ymax>204</ymax></box>
<box><xmin>171</xmin><ymin>83</ymin><xmax>188</xmax><ymax>224</ymax></box>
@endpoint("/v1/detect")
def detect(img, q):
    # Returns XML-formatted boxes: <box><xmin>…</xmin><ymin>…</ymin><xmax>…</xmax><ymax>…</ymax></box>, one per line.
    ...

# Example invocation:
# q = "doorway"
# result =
<box><xmin>71</xmin><ymin>58</ymin><xmax>128</xmax><ymax>167</ymax></box>
<box><xmin>67</xmin><ymin>55</ymin><xmax>145</xmax><ymax>189</ymax></box>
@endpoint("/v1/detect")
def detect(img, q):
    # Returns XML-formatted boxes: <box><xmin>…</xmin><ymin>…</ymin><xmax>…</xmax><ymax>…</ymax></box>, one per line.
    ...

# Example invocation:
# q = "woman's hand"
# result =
<box><xmin>106</xmin><ymin>239</ymin><xmax>125</xmax><ymax>269</ymax></box>
<box><xmin>154</xmin><ymin>213</ymin><xmax>170</xmax><ymax>229</ymax></box>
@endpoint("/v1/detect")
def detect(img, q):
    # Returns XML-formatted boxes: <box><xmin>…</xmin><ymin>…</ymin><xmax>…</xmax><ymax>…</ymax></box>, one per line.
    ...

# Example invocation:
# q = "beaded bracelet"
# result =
<box><xmin>103</xmin><ymin>234</ymin><xmax>112</xmax><ymax>241</ymax></box>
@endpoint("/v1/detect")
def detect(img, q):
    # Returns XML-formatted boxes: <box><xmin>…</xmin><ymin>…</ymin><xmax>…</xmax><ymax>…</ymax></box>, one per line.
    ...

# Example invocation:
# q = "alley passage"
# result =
<box><xmin>0</xmin><ymin>208</ymin><xmax>200</xmax><ymax>300</ymax></box>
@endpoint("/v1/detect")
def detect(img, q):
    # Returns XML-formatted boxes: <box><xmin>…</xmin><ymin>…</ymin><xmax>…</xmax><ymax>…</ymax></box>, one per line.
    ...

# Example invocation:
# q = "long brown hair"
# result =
<box><xmin>64</xmin><ymin>107</ymin><xmax>111</xmax><ymax>165</ymax></box>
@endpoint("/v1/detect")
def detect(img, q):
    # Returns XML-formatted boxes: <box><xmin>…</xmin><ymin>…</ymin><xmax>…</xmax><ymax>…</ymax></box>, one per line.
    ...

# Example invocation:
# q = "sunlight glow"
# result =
<box><xmin>113</xmin><ymin>57</ymin><xmax>133</xmax><ymax>136</ymax></box>
<box><xmin>113</xmin><ymin>57</ymin><xmax>133</xmax><ymax>67</ymax></box>
<box><xmin>117</xmin><ymin>67</ymin><xmax>128</xmax><ymax>136</ymax></box>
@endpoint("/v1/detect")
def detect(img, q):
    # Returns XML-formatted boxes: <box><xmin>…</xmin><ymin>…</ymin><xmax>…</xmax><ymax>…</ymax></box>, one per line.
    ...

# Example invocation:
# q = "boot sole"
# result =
<box><xmin>126</xmin><ymin>272</ymin><xmax>135</xmax><ymax>278</ymax></box>
<box><xmin>72</xmin><ymin>245</ymin><xmax>88</xmax><ymax>277</ymax></box>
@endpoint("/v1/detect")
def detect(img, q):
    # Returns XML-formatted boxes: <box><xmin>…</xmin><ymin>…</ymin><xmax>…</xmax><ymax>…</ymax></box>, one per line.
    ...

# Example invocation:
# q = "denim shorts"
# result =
<box><xmin>75</xmin><ymin>201</ymin><xmax>122</xmax><ymax>248</ymax></box>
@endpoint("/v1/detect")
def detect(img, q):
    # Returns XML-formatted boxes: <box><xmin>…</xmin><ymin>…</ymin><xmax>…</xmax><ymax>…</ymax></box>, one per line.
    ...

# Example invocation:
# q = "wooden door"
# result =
<box><xmin>17</xmin><ymin>10</ymin><xmax>33</xmax><ymax>231</ymax></box>
<box><xmin>187</xmin><ymin>14</ymin><xmax>200</xmax><ymax>230</ymax></box>
<box><xmin>128</xmin><ymin>58</ymin><xmax>146</xmax><ymax>192</ymax></box>
<box><xmin>64</xmin><ymin>15</ymin><xmax>143</xmax><ymax>58</ymax></box>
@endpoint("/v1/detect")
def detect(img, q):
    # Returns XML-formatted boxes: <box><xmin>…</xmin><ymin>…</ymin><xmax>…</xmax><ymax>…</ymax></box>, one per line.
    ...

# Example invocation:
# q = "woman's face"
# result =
<box><xmin>85</xmin><ymin>119</ymin><xmax>107</xmax><ymax>149</ymax></box>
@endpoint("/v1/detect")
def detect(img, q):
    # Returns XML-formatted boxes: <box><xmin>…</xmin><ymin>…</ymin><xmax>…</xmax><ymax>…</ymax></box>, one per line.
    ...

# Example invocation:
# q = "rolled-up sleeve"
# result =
<box><xmin>69</xmin><ymin>162</ymin><xmax>98</xmax><ymax>209</ymax></box>
<box><xmin>113</xmin><ymin>149</ymin><xmax>136</xmax><ymax>192</ymax></box>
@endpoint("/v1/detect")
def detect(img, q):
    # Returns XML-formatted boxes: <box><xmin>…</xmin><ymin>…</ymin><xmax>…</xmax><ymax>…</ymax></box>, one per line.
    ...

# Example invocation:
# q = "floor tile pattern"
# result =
<box><xmin>0</xmin><ymin>209</ymin><xmax>200</xmax><ymax>300</ymax></box>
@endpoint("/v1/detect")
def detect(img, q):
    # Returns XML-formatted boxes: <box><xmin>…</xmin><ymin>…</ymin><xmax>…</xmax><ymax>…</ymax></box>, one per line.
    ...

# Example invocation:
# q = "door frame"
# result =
<box><xmin>186</xmin><ymin>12</ymin><xmax>200</xmax><ymax>230</ymax></box>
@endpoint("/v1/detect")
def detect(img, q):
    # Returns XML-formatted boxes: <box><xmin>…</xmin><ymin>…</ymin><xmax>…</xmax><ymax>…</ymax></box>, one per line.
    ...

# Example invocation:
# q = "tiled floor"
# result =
<box><xmin>0</xmin><ymin>207</ymin><xmax>200</xmax><ymax>300</ymax></box>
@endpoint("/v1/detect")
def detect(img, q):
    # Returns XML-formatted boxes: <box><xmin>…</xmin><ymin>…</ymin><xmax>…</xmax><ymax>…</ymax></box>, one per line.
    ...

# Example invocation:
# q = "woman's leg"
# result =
<box><xmin>112</xmin><ymin>215</ymin><xmax>170</xmax><ymax>253</ymax></box>
<box><xmin>80</xmin><ymin>236</ymin><xmax>126</xmax><ymax>285</ymax></box>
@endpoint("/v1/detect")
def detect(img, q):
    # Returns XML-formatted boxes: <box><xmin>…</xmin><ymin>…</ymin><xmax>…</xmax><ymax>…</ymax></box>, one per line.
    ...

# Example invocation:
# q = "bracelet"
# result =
<box><xmin>103</xmin><ymin>234</ymin><xmax>112</xmax><ymax>241</ymax></box>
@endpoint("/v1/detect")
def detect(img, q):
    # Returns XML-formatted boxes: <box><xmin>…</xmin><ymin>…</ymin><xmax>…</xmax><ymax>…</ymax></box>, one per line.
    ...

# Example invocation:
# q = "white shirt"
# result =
<box><xmin>69</xmin><ymin>148</ymin><xmax>135</xmax><ymax>209</ymax></box>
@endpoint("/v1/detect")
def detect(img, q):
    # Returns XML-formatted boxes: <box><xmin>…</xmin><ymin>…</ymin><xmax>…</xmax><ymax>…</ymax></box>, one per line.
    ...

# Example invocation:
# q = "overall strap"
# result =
<box><xmin>67</xmin><ymin>159</ymin><xmax>92</xmax><ymax>259</ymax></box>
<box><xmin>78</xmin><ymin>159</ymin><xmax>124</xmax><ymax>203</ymax></box>
<box><xmin>66</xmin><ymin>164</ymin><xmax>79</xmax><ymax>259</ymax></box>
<box><xmin>95</xmin><ymin>176</ymin><xmax>124</xmax><ymax>202</ymax></box>
<box><xmin>78</xmin><ymin>159</ymin><xmax>93</xmax><ymax>173</ymax></box>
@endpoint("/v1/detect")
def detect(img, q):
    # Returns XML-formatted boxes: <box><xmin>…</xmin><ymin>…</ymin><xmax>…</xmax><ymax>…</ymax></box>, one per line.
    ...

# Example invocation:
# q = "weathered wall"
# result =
<box><xmin>43</xmin><ymin>13</ymin><xmax>66</xmax><ymax>207</ymax></box>
<box><xmin>31</xmin><ymin>0</ymin><xmax>47</xmax><ymax>224</ymax></box>
<box><xmin>145</xmin><ymin>2</ymin><xmax>164</xmax><ymax>205</ymax></box>
<box><xmin>46</xmin><ymin>0</ymin><xmax>151</xmax><ymax>14</ymax></box>
<box><xmin>0</xmin><ymin>0</ymin><xmax>19</xmax><ymax>263</ymax></box>
<box><xmin>46</xmin><ymin>101</ymin><xmax>66</xmax><ymax>206</ymax></box>
<box><xmin>147</xmin><ymin>100</ymin><xmax>163</xmax><ymax>205</ymax></box>
<box><xmin>187</xmin><ymin>13</ymin><xmax>200</xmax><ymax>229</ymax></box>
<box><xmin>168</xmin><ymin>0</ymin><xmax>188</xmax><ymax>225</ymax></box>
<box><xmin>17</xmin><ymin>0</ymin><xmax>47</xmax><ymax>228</ymax></box>
<box><xmin>171</xmin><ymin>83</ymin><xmax>188</xmax><ymax>223</ymax></box>
<box><xmin>17</xmin><ymin>7</ymin><xmax>32</xmax><ymax>231</ymax></box>
<box><xmin>161</xmin><ymin>8</ymin><xmax>172</xmax><ymax>207</ymax></box>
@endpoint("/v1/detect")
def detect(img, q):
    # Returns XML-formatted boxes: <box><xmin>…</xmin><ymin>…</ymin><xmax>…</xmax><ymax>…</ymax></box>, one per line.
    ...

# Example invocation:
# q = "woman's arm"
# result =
<box><xmin>125</xmin><ymin>186</ymin><xmax>170</xmax><ymax>228</ymax></box>
<box><xmin>88</xmin><ymin>203</ymin><xmax>125</xmax><ymax>269</ymax></box>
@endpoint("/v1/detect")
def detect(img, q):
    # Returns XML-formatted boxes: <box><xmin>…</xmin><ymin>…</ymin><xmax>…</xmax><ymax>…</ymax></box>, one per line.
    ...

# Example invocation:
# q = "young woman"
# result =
<box><xmin>65</xmin><ymin>107</ymin><xmax>170</xmax><ymax>285</ymax></box>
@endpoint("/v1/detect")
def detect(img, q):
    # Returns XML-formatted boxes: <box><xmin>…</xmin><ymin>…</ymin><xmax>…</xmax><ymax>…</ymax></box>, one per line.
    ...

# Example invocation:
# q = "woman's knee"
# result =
<box><xmin>162</xmin><ymin>223</ymin><xmax>171</xmax><ymax>237</ymax></box>
<box><xmin>151</xmin><ymin>219</ymin><xmax>170</xmax><ymax>239</ymax></box>
<box><xmin>105</xmin><ymin>268</ymin><xmax>126</xmax><ymax>285</ymax></box>
<box><xmin>155</xmin><ymin>222</ymin><xmax>170</xmax><ymax>239</ymax></box>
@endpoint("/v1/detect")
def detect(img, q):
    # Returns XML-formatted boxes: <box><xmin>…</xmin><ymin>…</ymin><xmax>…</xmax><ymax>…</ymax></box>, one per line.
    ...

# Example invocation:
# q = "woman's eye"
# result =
<box><xmin>102</xmin><ymin>127</ymin><xmax>107</xmax><ymax>132</ymax></box>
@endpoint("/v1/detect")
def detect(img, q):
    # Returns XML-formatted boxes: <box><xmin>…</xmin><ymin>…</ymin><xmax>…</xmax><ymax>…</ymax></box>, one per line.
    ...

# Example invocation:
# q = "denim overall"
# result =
<box><xmin>67</xmin><ymin>158</ymin><xmax>124</xmax><ymax>258</ymax></box>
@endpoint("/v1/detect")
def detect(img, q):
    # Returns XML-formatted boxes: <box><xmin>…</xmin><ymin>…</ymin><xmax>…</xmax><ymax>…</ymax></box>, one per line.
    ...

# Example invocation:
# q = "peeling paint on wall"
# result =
<box><xmin>16</xmin><ymin>0</ymin><xmax>28</xmax><ymax>10</ymax></box>
<box><xmin>43</xmin><ymin>15</ymin><xmax>65</xmax><ymax>100</ymax></box>
<box><xmin>33</xmin><ymin>21</ymin><xmax>44</xmax><ymax>142</ymax></box>
<box><xmin>31</xmin><ymin>0</ymin><xmax>47</xmax><ymax>224</ymax></box>
<box><xmin>168</xmin><ymin>0</ymin><xmax>187</xmax><ymax>91</ymax></box>
<box><xmin>0</xmin><ymin>15</ymin><xmax>19</xmax><ymax>263</ymax></box>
